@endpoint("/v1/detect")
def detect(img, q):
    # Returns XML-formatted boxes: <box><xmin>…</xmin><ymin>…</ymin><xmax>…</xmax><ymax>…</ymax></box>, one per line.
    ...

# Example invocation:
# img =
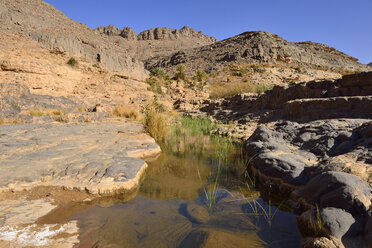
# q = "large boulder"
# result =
<box><xmin>300</xmin><ymin>171</ymin><xmax>371</xmax><ymax>216</ymax></box>
<box><xmin>298</xmin><ymin>208</ymin><xmax>358</xmax><ymax>239</ymax></box>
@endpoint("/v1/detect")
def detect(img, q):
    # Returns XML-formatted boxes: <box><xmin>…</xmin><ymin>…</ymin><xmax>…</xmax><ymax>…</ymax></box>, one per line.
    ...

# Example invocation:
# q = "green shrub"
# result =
<box><xmin>146</xmin><ymin>77</ymin><xmax>165</xmax><ymax>94</ymax></box>
<box><xmin>146</xmin><ymin>67</ymin><xmax>171</xmax><ymax>94</ymax></box>
<box><xmin>175</xmin><ymin>64</ymin><xmax>186</xmax><ymax>81</ymax></box>
<box><xmin>67</xmin><ymin>57</ymin><xmax>78</xmax><ymax>66</ymax></box>
<box><xmin>151</xmin><ymin>67</ymin><xmax>169</xmax><ymax>80</ymax></box>
<box><xmin>193</xmin><ymin>70</ymin><xmax>208</xmax><ymax>83</ymax></box>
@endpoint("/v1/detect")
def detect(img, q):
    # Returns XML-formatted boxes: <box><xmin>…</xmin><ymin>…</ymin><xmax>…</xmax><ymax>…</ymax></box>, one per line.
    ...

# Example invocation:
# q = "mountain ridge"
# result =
<box><xmin>145</xmin><ymin>30</ymin><xmax>369</xmax><ymax>74</ymax></box>
<box><xmin>96</xmin><ymin>25</ymin><xmax>216</xmax><ymax>42</ymax></box>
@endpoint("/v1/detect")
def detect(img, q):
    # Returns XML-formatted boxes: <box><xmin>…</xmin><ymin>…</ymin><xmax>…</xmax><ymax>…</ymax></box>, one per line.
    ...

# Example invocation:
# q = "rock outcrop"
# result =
<box><xmin>240</xmin><ymin>72</ymin><xmax>372</xmax><ymax>247</ymax></box>
<box><xmin>368</xmin><ymin>62</ymin><xmax>372</xmax><ymax>67</ymax></box>
<box><xmin>0</xmin><ymin>122</ymin><xmax>161</xmax><ymax>194</ymax></box>
<box><xmin>145</xmin><ymin>31</ymin><xmax>369</xmax><ymax>74</ymax></box>
<box><xmin>96</xmin><ymin>25</ymin><xmax>216</xmax><ymax>43</ymax></box>
<box><xmin>121</xmin><ymin>27</ymin><xmax>137</xmax><ymax>40</ymax></box>
<box><xmin>0</xmin><ymin>0</ymin><xmax>147</xmax><ymax>79</ymax></box>
<box><xmin>203</xmin><ymin>72</ymin><xmax>372</xmax><ymax>124</ymax></box>
<box><xmin>96</xmin><ymin>25</ymin><xmax>217</xmax><ymax>61</ymax></box>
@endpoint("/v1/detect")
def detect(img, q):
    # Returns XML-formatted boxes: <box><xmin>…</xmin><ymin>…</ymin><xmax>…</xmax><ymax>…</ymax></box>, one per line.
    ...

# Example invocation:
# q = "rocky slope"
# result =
<box><xmin>96</xmin><ymin>25</ymin><xmax>217</xmax><ymax>61</ymax></box>
<box><xmin>195</xmin><ymin>72</ymin><xmax>372</xmax><ymax>248</ymax></box>
<box><xmin>0</xmin><ymin>31</ymin><xmax>153</xmax><ymax>117</ymax></box>
<box><xmin>368</xmin><ymin>62</ymin><xmax>372</xmax><ymax>67</ymax></box>
<box><xmin>0</xmin><ymin>0</ymin><xmax>146</xmax><ymax>79</ymax></box>
<box><xmin>145</xmin><ymin>31</ymin><xmax>369</xmax><ymax>75</ymax></box>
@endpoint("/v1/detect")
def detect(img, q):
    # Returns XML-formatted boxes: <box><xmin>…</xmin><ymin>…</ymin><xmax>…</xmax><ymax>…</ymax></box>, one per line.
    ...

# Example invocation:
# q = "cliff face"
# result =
<box><xmin>96</xmin><ymin>25</ymin><xmax>216</xmax><ymax>43</ymax></box>
<box><xmin>145</xmin><ymin>31</ymin><xmax>369</xmax><ymax>74</ymax></box>
<box><xmin>95</xmin><ymin>25</ymin><xmax>217</xmax><ymax>61</ymax></box>
<box><xmin>0</xmin><ymin>0</ymin><xmax>147</xmax><ymax>80</ymax></box>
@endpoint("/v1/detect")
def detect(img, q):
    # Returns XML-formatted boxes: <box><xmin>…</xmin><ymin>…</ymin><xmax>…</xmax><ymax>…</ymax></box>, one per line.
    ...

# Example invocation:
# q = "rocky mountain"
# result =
<box><xmin>0</xmin><ymin>0</ymin><xmax>146</xmax><ymax>80</ymax></box>
<box><xmin>96</xmin><ymin>25</ymin><xmax>217</xmax><ymax>61</ymax></box>
<box><xmin>368</xmin><ymin>62</ymin><xmax>372</xmax><ymax>67</ymax></box>
<box><xmin>145</xmin><ymin>31</ymin><xmax>369</xmax><ymax>74</ymax></box>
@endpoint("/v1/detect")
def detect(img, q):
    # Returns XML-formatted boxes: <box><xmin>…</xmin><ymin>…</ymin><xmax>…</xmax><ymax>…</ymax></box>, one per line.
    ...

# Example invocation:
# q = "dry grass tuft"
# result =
<box><xmin>208</xmin><ymin>82</ymin><xmax>256</xmax><ymax>99</ymax></box>
<box><xmin>0</xmin><ymin>116</ymin><xmax>25</xmax><ymax>125</ymax></box>
<box><xmin>29</xmin><ymin>109</ymin><xmax>66</xmax><ymax>116</ymax></box>
<box><xmin>111</xmin><ymin>106</ymin><xmax>140</xmax><ymax>120</ymax></box>
<box><xmin>208</xmin><ymin>82</ymin><xmax>274</xmax><ymax>99</ymax></box>
<box><xmin>143</xmin><ymin>105</ymin><xmax>167</xmax><ymax>142</ymax></box>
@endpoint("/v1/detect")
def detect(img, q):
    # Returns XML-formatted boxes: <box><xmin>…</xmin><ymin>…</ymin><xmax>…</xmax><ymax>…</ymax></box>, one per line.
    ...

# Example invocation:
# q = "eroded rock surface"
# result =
<box><xmin>0</xmin><ymin>121</ymin><xmax>161</xmax><ymax>194</ymax></box>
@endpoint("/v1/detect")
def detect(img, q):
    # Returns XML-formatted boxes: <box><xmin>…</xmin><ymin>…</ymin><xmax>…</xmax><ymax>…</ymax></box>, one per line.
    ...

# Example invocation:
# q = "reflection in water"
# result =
<box><xmin>56</xmin><ymin>125</ymin><xmax>302</xmax><ymax>247</ymax></box>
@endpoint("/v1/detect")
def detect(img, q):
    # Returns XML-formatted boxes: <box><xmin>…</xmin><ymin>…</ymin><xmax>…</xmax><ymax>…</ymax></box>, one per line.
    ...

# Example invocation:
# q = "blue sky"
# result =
<box><xmin>45</xmin><ymin>0</ymin><xmax>371</xmax><ymax>64</ymax></box>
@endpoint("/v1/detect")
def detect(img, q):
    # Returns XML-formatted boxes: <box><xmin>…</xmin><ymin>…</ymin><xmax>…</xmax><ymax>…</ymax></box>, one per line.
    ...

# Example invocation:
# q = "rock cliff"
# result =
<box><xmin>96</xmin><ymin>25</ymin><xmax>217</xmax><ymax>61</ymax></box>
<box><xmin>0</xmin><ymin>0</ymin><xmax>147</xmax><ymax>79</ymax></box>
<box><xmin>96</xmin><ymin>25</ymin><xmax>216</xmax><ymax>43</ymax></box>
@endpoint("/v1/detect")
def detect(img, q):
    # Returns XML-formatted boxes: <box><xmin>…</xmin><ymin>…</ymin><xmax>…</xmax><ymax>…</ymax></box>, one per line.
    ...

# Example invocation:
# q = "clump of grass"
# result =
<box><xmin>208</xmin><ymin>82</ymin><xmax>256</xmax><ymax>99</ymax></box>
<box><xmin>77</xmin><ymin>106</ymin><xmax>86</xmax><ymax>112</ymax></box>
<box><xmin>236</xmin><ymin>183</ymin><xmax>281</xmax><ymax>227</ymax></box>
<box><xmin>29</xmin><ymin>109</ymin><xmax>65</xmax><ymax>116</ymax></box>
<box><xmin>67</xmin><ymin>57</ymin><xmax>78</xmax><ymax>67</ymax></box>
<box><xmin>208</xmin><ymin>82</ymin><xmax>274</xmax><ymax>99</ymax></box>
<box><xmin>198</xmin><ymin>163</ymin><xmax>221</xmax><ymax>213</ymax></box>
<box><xmin>143</xmin><ymin>99</ymin><xmax>167</xmax><ymax>142</ymax></box>
<box><xmin>255</xmin><ymin>84</ymin><xmax>274</xmax><ymax>94</ymax></box>
<box><xmin>111</xmin><ymin>106</ymin><xmax>139</xmax><ymax>120</ymax></box>
<box><xmin>314</xmin><ymin>205</ymin><xmax>326</xmax><ymax>236</ymax></box>
<box><xmin>10</xmin><ymin>101</ymin><xmax>19</xmax><ymax>109</ymax></box>
<box><xmin>55</xmin><ymin>115</ymin><xmax>69</xmax><ymax>123</ymax></box>
<box><xmin>180</xmin><ymin>116</ymin><xmax>216</xmax><ymax>135</ymax></box>
<box><xmin>0</xmin><ymin>116</ymin><xmax>25</xmax><ymax>125</ymax></box>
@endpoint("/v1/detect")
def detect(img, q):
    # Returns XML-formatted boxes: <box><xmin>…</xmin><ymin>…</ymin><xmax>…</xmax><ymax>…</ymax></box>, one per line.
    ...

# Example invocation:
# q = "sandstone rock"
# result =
<box><xmin>302</xmin><ymin>237</ymin><xmax>341</xmax><ymax>248</ymax></box>
<box><xmin>283</xmin><ymin>96</ymin><xmax>372</xmax><ymax>122</ymax></box>
<box><xmin>96</xmin><ymin>25</ymin><xmax>216</xmax><ymax>62</ymax></box>
<box><xmin>136</xmin><ymin>26</ymin><xmax>216</xmax><ymax>42</ymax></box>
<box><xmin>120</xmin><ymin>26</ymin><xmax>137</xmax><ymax>40</ymax></box>
<box><xmin>0</xmin><ymin>122</ymin><xmax>161</xmax><ymax>195</ymax></box>
<box><xmin>96</xmin><ymin>25</ymin><xmax>121</xmax><ymax>36</ymax></box>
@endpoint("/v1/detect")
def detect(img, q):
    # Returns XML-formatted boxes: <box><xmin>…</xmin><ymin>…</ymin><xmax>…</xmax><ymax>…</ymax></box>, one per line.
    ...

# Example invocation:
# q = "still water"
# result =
<box><xmin>43</xmin><ymin>123</ymin><xmax>302</xmax><ymax>247</ymax></box>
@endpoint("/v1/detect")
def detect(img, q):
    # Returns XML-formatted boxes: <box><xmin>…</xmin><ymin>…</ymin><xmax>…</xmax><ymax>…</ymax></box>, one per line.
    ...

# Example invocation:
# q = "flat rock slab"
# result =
<box><xmin>0</xmin><ymin>121</ymin><xmax>161</xmax><ymax>194</ymax></box>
